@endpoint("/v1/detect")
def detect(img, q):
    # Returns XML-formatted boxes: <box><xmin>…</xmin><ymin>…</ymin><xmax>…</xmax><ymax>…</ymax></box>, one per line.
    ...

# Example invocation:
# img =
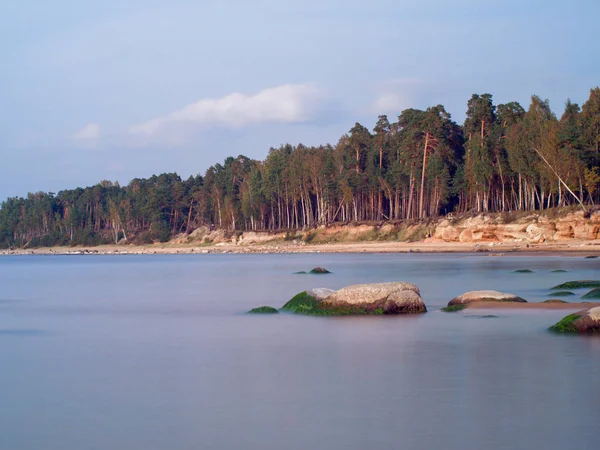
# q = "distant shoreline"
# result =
<box><xmin>2</xmin><ymin>239</ymin><xmax>600</xmax><ymax>256</ymax></box>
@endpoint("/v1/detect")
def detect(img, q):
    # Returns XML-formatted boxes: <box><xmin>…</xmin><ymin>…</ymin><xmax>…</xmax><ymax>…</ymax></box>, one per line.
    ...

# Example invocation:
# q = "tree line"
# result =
<box><xmin>1</xmin><ymin>88</ymin><xmax>600</xmax><ymax>248</ymax></box>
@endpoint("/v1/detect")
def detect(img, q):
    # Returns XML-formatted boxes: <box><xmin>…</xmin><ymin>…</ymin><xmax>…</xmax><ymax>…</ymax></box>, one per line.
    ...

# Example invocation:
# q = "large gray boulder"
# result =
<box><xmin>448</xmin><ymin>290</ymin><xmax>526</xmax><ymax>307</ymax></box>
<box><xmin>320</xmin><ymin>282</ymin><xmax>426</xmax><ymax>314</ymax></box>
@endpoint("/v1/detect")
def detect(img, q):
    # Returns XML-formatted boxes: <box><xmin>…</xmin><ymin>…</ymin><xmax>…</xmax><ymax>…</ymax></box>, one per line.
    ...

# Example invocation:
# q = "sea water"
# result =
<box><xmin>0</xmin><ymin>253</ymin><xmax>599</xmax><ymax>449</ymax></box>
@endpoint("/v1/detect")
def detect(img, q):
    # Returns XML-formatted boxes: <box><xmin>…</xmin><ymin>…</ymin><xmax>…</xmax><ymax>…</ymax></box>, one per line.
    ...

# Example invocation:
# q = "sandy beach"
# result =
<box><xmin>2</xmin><ymin>238</ymin><xmax>600</xmax><ymax>256</ymax></box>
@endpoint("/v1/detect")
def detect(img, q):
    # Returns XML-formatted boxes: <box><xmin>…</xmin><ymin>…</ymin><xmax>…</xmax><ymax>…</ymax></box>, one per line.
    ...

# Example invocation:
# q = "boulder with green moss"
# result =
<box><xmin>582</xmin><ymin>288</ymin><xmax>600</xmax><ymax>299</ymax></box>
<box><xmin>320</xmin><ymin>282</ymin><xmax>426</xmax><ymax>314</ymax></box>
<box><xmin>549</xmin><ymin>306</ymin><xmax>600</xmax><ymax>334</ymax></box>
<box><xmin>248</xmin><ymin>306</ymin><xmax>279</xmax><ymax>314</ymax></box>
<box><xmin>550</xmin><ymin>291</ymin><xmax>575</xmax><ymax>297</ymax></box>
<box><xmin>551</xmin><ymin>280</ymin><xmax>600</xmax><ymax>290</ymax></box>
<box><xmin>279</xmin><ymin>282</ymin><xmax>426</xmax><ymax>316</ymax></box>
<box><xmin>447</xmin><ymin>290</ymin><xmax>527</xmax><ymax>308</ymax></box>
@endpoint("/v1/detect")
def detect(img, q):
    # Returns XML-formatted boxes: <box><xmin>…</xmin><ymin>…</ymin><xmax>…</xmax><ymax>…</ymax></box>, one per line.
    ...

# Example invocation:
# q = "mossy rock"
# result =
<box><xmin>280</xmin><ymin>291</ymin><xmax>321</xmax><ymax>313</ymax></box>
<box><xmin>549</xmin><ymin>291</ymin><xmax>576</xmax><ymax>297</ymax></box>
<box><xmin>549</xmin><ymin>307</ymin><xmax>600</xmax><ymax>334</ymax></box>
<box><xmin>582</xmin><ymin>288</ymin><xmax>600</xmax><ymax>299</ymax></box>
<box><xmin>248</xmin><ymin>306</ymin><xmax>279</xmax><ymax>314</ymax></box>
<box><xmin>551</xmin><ymin>269</ymin><xmax>568</xmax><ymax>273</ymax></box>
<box><xmin>551</xmin><ymin>280</ymin><xmax>600</xmax><ymax>290</ymax></box>
<box><xmin>513</xmin><ymin>269</ymin><xmax>534</xmax><ymax>273</ymax></box>
<box><xmin>309</xmin><ymin>267</ymin><xmax>331</xmax><ymax>274</ymax></box>
<box><xmin>441</xmin><ymin>304</ymin><xmax>467</xmax><ymax>312</ymax></box>
<box><xmin>543</xmin><ymin>299</ymin><xmax>568</xmax><ymax>304</ymax></box>
<box><xmin>280</xmin><ymin>291</ymin><xmax>384</xmax><ymax>316</ymax></box>
<box><xmin>549</xmin><ymin>313</ymin><xmax>581</xmax><ymax>333</ymax></box>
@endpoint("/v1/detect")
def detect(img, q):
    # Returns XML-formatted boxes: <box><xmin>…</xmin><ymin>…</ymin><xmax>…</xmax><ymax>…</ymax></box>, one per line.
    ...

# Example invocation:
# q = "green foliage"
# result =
<box><xmin>2</xmin><ymin>86</ymin><xmax>600</xmax><ymax>248</ymax></box>
<box><xmin>552</xmin><ymin>280</ymin><xmax>600</xmax><ymax>290</ymax></box>
<box><xmin>247</xmin><ymin>306</ymin><xmax>279</xmax><ymax>314</ymax></box>
<box><xmin>549</xmin><ymin>313</ymin><xmax>581</xmax><ymax>333</ymax></box>
<box><xmin>441</xmin><ymin>304</ymin><xmax>467</xmax><ymax>312</ymax></box>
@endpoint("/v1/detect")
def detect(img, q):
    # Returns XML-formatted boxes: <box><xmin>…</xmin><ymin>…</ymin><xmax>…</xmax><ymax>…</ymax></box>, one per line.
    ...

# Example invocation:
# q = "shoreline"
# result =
<box><xmin>3</xmin><ymin>239</ymin><xmax>600</xmax><ymax>256</ymax></box>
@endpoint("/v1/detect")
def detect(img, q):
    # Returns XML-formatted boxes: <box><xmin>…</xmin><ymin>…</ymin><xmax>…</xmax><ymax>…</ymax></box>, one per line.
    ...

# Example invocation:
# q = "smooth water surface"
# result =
<box><xmin>1</xmin><ymin>253</ymin><xmax>599</xmax><ymax>450</ymax></box>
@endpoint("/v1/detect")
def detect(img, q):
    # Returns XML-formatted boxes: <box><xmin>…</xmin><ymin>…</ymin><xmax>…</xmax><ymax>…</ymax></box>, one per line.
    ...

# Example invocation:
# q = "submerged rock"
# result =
<box><xmin>248</xmin><ymin>306</ymin><xmax>279</xmax><ymax>314</ymax></box>
<box><xmin>550</xmin><ymin>306</ymin><xmax>600</xmax><ymax>334</ymax></box>
<box><xmin>551</xmin><ymin>269</ymin><xmax>568</xmax><ymax>273</ymax></box>
<box><xmin>543</xmin><ymin>299</ymin><xmax>568</xmax><ymax>304</ymax></box>
<box><xmin>309</xmin><ymin>267</ymin><xmax>331</xmax><ymax>274</ymax></box>
<box><xmin>320</xmin><ymin>282</ymin><xmax>426</xmax><ymax>314</ymax></box>
<box><xmin>552</xmin><ymin>280</ymin><xmax>600</xmax><ymax>290</ymax></box>
<box><xmin>448</xmin><ymin>290</ymin><xmax>527</xmax><ymax>307</ymax></box>
<box><xmin>582</xmin><ymin>288</ymin><xmax>600</xmax><ymax>299</ymax></box>
<box><xmin>550</xmin><ymin>291</ymin><xmax>576</xmax><ymax>297</ymax></box>
<box><xmin>513</xmin><ymin>269</ymin><xmax>534</xmax><ymax>273</ymax></box>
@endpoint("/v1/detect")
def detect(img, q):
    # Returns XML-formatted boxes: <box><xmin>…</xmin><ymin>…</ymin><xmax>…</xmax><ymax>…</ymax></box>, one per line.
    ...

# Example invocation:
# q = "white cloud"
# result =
<box><xmin>72</xmin><ymin>123</ymin><xmax>101</xmax><ymax>141</ymax></box>
<box><xmin>370</xmin><ymin>78</ymin><xmax>424</xmax><ymax>115</ymax></box>
<box><xmin>129</xmin><ymin>84</ymin><xmax>324</xmax><ymax>138</ymax></box>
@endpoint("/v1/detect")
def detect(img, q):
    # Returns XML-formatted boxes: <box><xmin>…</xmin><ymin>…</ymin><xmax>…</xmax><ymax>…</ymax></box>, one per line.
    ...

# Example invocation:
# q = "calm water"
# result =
<box><xmin>1</xmin><ymin>253</ymin><xmax>599</xmax><ymax>450</ymax></box>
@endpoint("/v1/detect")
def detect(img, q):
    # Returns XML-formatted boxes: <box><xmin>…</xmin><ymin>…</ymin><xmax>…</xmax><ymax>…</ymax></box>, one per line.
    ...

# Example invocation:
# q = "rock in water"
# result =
<box><xmin>550</xmin><ymin>306</ymin><xmax>600</xmax><ymax>334</ymax></box>
<box><xmin>581</xmin><ymin>288</ymin><xmax>600</xmax><ymax>299</ymax></box>
<box><xmin>320</xmin><ymin>282</ymin><xmax>426</xmax><ymax>314</ymax></box>
<box><xmin>309</xmin><ymin>267</ymin><xmax>331</xmax><ymax>274</ymax></box>
<box><xmin>306</xmin><ymin>288</ymin><xmax>336</xmax><ymax>300</ymax></box>
<box><xmin>248</xmin><ymin>306</ymin><xmax>279</xmax><ymax>314</ymax></box>
<box><xmin>448</xmin><ymin>290</ymin><xmax>527</xmax><ymax>307</ymax></box>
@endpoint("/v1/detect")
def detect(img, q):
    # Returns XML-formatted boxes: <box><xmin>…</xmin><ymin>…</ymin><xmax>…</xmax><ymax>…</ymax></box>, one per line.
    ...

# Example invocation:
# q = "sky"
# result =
<box><xmin>1</xmin><ymin>0</ymin><xmax>599</xmax><ymax>199</ymax></box>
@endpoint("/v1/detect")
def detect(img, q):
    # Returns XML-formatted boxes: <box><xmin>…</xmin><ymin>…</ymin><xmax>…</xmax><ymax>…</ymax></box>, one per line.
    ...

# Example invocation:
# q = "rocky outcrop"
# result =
<box><xmin>448</xmin><ymin>290</ymin><xmax>527</xmax><ymax>307</ymax></box>
<box><xmin>320</xmin><ymin>282</ymin><xmax>426</xmax><ymax>314</ymax></box>
<box><xmin>433</xmin><ymin>210</ymin><xmax>600</xmax><ymax>244</ymax></box>
<box><xmin>550</xmin><ymin>306</ymin><xmax>600</xmax><ymax>334</ymax></box>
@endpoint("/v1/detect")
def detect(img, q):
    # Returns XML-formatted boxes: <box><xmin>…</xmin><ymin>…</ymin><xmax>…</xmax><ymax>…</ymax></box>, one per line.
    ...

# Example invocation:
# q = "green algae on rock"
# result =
<box><xmin>248</xmin><ymin>306</ymin><xmax>279</xmax><ymax>314</ymax></box>
<box><xmin>549</xmin><ymin>291</ymin><xmax>576</xmax><ymax>297</ymax></box>
<box><xmin>551</xmin><ymin>280</ymin><xmax>600</xmax><ymax>290</ymax></box>
<box><xmin>278</xmin><ymin>282</ymin><xmax>426</xmax><ymax>316</ymax></box>
<box><xmin>543</xmin><ymin>299</ymin><xmax>568</xmax><ymax>304</ymax></box>
<box><xmin>549</xmin><ymin>307</ymin><xmax>600</xmax><ymax>334</ymax></box>
<box><xmin>513</xmin><ymin>269</ymin><xmax>534</xmax><ymax>273</ymax></box>
<box><xmin>581</xmin><ymin>288</ymin><xmax>600</xmax><ymax>299</ymax></box>
<box><xmin>441</xmin><ymin>304</ymin><xmax>467</xmax><ymax>312</ymax></box>
<box><xmin>551</xmin><ymin>269</ymin><xmax>568</xmax><ymax>273</ymax></box>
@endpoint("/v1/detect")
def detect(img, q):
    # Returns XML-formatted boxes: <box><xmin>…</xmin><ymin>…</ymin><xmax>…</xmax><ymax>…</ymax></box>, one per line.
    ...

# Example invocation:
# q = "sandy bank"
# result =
<box><xmin>465</xmin><ymin>301</ymin><xmax>597</xmax><ymax>310</ymax></box>
<box><xmin>2</xmin><ymin>239</ymin><xmax>600</xmax><ymax>256</ymax></box>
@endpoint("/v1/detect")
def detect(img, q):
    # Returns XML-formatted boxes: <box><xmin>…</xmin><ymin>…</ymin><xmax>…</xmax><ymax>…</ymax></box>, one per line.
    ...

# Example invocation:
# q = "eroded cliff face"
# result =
<box><xmin>167</xmin><ymin>209</ymin><xmax>600</xmax><ymax>247</ymax></box>
<box><xmin>433</xmin><ymin>210</ymin><xmax>600</xmax><ymax>244</ymax></box>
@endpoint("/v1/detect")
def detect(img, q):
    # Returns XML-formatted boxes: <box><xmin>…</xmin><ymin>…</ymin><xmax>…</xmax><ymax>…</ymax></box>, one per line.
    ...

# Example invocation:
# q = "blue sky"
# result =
<box><xmin>1</xmin><ymin>0</ymin><xmax>599</xmax><ymax>199</ymax></box>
